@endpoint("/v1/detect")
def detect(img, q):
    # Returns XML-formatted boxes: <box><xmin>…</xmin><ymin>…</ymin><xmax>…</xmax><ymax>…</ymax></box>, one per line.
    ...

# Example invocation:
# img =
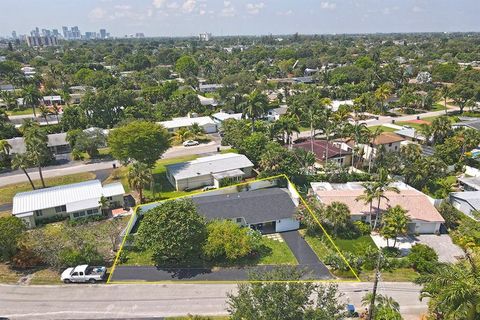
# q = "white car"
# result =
<box><xmin>202</xmin><ymin>186</ymin><xmax>217</xmax><ymax>191</ymax></box>
<box><xmin>61</xmin><ymin>265</ymin><xmax>107</xmax><ymax>283</ymax></box>
<box><xmin>183</xmin><ymin>140</ymin><xmax>199</xmax><ymax>147</ymax></box>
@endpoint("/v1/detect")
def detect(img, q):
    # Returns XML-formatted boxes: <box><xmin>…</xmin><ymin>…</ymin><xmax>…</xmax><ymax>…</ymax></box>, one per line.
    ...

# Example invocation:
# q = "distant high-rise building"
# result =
<box><xmin>99</xmin><ymin>29</ymin><xmax>107</xmax><ymax>39</ymax></box>
<box><xmin>199</xmin><ymin>32</ymin><xmax>212</xmax><ymax>41</ymax></box>
<box><xmin>26</xmin><ymin>35</ymin><xmax>58</xmax><ymax>47</ymax></box>
<box><xmin>62</xmin><ymin>26</ymin><xmax>68</xmax><ymax>39</ymax></box>
<box><xmin>11</xmin><ymin>31</ymin><xmax>17</xmax><ymax>39</ymax></box>
<box><xmin>135</xmin><ymin>33</ymin><xmax>145</xmax><ymax>38</ymax></box>
<box><xmin>71</xmin><ymin>26</ymin><xmax>81</xmax><ymax>39</ymax></box>
<box><xmin>52</xmin><ymin>29</ymin><xmax>59</xmax><ymax>37</ymax></box>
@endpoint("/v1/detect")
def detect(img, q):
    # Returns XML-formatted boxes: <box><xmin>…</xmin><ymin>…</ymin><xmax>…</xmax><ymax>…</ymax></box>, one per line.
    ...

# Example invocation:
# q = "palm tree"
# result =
<box><xmin>38</xmin><ymin>105</ymin><xmax>50</xmax><ymax>125</ymax></box>
<box><xmin>356</xmin><ymin>182</ymin><xmax>376</xmax><ymax>224</ymax></box>
<box><xmin>325</xmin><ymin>201</ymin><xmax>351</xmax><ymax>234</ymax></box>
<box><xmin>372</xmin><ymin>168</ymin><xmax>400</xmax><ymax>229</ymax></box>
<box><xmin>304</xmin><ymin>96</ymin><xmax>331</xmax><ymax>153</ymax></box>
<box><xmin>431</xmin><ymin>116</ymin><xmax>453</xmax><ymax>144</ymax></box>
<box><xmin>275</xmin><ymin>115</ymin><xmax>299</xmax><ymax>147</ymax></box>
<box><xmin>368</xmin><ymin>127</ymin><xmax>383</xmax><ymax>173</ymax></box>
<box><xmin>416</xmin><ymin>258</ymin><xmax>479</xmax><ymax>320</ymax></box>
<box><xmin>23</xmin><ymin>125</ymin><xmax>49</xmax><ymax>188</ymax></box>
<box><xmin>99</xmin><ymin>196</ymin><xmax>110</xmax><ymax>214</ymax></box>
<box><xmin>174</xmin><ymin>127</ymin><xmax>193</xmax><ymax>143</ymax></box>
<box><xmin>127</xmin><ymin>162</ymin><xmax>152</xmax><ymax>204</ymax></box>
<box><xmin>241</xmin><ymin>90</ymin><xmax>269</xmax><ymax>133</ymax></box>
<box><xmin>11</xmin><ymin>153</ymin><xmax>35</xmax><ymax>190</ymax></box>
<box><xmin>374</xmin><ymin>83</ymin><xmax>392</xmax><ymax>114</ymax></box>
<box><xmin>440</xmin><ymin>84</ymin><xmax>450</xmax><ymax>115</ymax></box>
<box><xmin>0</xmin><ymin>139</ymin><xmax>12</xmax><ymax>156</ymax></box>
<box><xmin>190</xmin><ymin>123</ymin><xmax>205</xmax><ymax>139</ymax></box>
<box><xmin>380</xmin><ymin>205</ymin><xmax>409</xmax><ymax>247</ymax></box>
<box><xmin>418</xmin><ymin>123</ymin><xmax>433</xmax><ymax>145</ymax></box>
<box><xmin>0</xmin><ymin>91</ymin><xmax>17</xmax><ymax>111</ymax></box>
<box><xmin>22</xmin><ymin>85</ymin><xmax>42</xmax><ymax>117</ymax></box>
<box><xmin>347</xmin><ymin>122</ymin><xmax>370</xmax><ymax>168</ymax></box>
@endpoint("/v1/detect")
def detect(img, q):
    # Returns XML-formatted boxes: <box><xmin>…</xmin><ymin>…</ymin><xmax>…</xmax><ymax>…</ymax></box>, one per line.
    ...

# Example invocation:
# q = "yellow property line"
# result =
<box><xmin>107</xmin><ymin>174</ymin><xmax>360</xmax><ymax>283</ymax></box>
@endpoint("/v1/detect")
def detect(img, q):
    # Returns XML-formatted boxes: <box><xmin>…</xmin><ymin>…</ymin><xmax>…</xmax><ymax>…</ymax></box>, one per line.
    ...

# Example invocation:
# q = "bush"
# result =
<box><xmin>59</xmin><ymin>244</ymin><xmax>104</xmax><ymax>268</ymax></box>
<box><xmin>36</xmin><ymin>214</ymin><xmax>68</xmax><ymax>226</ymax></box>
<box><xmin>67</xmin><ymin>214</ymin><xmax>106</xmax><ymax>227</ymax></box>
<box><xmin>353</xmin><ymin>221</ymin><xmax>371</xmax><ymax>236</ymax></box>
<box><xmin>408</xmin><ymin>244</ymin><xmax>439</xmax><ymax>273</ymax></box>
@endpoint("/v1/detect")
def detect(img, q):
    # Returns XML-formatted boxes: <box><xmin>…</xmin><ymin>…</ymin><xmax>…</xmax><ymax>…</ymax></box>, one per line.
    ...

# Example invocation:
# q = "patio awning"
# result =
<box><xmin>212</xmin><ymin>169</ymin><xmax>245</xmax><ymax>180</ymax></box>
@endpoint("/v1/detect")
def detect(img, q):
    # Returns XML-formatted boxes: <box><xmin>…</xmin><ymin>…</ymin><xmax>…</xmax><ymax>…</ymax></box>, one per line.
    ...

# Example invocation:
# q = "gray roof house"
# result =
<box><xmin>449</xmin><ymin>191</ymin><xmax>480</xmax><ymax>221</ymax></box>
<box><xmin>166</xmin><ymin>153</ymin><xmax>254</xmax><ymax>191</ymax></box>
<box><xmin>12</xmin><ymin>180</ymin><xmax>125</xmax><ymax>228</ymax></box>
<box><xmin>452</xmin><ymin>118</ymin><xmax>480</xmax><ymax>131</ymax></box>
<box><xmin>191</xmin><ymin>188</ymin><xmax>300</xmax><ymax>233</ymax></box>
<box><xmin>458</xmin><ymin>176</ymin><xmax>480</xmax><ymax>191</ymax></box>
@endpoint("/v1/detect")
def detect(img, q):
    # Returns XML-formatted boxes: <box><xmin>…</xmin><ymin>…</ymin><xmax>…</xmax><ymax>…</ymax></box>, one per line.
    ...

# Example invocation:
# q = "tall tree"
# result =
<box><xmin>11</xmin><ymin>153</ymin><xmax>35</xmax><ymax>190</ymax></box>
<box><xmin>380</xmin><ymin>205</ymin><xmax>410</xmax><ymax>247</ymax></box>
<box><xmin>372</xmin><ymin>168</ymin><xmax>400</xmax><ymax>229</ymax></box>
<box><xmin>22</xmin><ymin>85</ymin><xmax>42</xmax><ymax>117</ymax></box>
<box><xmin>127</xmin><ymin>161</ymin><xmax>152</xmax><ymax>204</ymax></box>
<box><xmin>23</xmin><ymin>124</ymin><xmax>51</xmax><ymax>188</ymax></box>
<box><xmin>241</xmin><ymin>90</ymin><xmax>269</xmax><ymax>133</ymax></box>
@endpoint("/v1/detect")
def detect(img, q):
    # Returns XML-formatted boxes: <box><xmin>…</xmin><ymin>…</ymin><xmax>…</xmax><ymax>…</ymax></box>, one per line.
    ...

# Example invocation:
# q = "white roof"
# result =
<box><xmin>212</xmin><ymin>112</ymin><xmax>242</xmax><ymax>122</ymax></box>
<box><xmin>329</xmin><ymin>100</ymin><xmax>353</xmax><ymax>112</ymax></box>
<box><xmin>102</xmin><ymin>182</ymin><xmax>125</xmax><ymax>197</ymax></box>
<box><xmin>166</xmin><ymin>153</ymin><xmax>254</xmax><ymax>180</ymax></box>
<box><xmin>43</xmin><ymin>95</ymin><xmax>62</xmax><ymax>101</ymax></box>
<box><xmin>12</xmin><ymin>180</ymin><xmax>124</xmax><ymax>215</ymax></box>
<box><xmin>197</xmin><ymin>95</ymin><xmax>217</xmax><ymax>106</ymax></box>
<box><xmin>158</xmin><ymin>116</ymin><xmax>215</xmax><ymax>129</ymax></box>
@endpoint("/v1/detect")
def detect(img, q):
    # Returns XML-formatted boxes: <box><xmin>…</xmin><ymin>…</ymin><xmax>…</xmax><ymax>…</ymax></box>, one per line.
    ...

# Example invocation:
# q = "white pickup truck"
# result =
<box><xmin>61</xmin><ymin>265</ymin><xmax>107</xmax><ymax>283</ymax></box>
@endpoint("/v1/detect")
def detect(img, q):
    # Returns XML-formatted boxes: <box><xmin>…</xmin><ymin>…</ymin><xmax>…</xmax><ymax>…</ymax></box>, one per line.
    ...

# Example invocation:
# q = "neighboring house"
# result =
<box><xmin>328</xmin><ymin>100</ymin><xmax>353</xmax><ymax>112</ymax></box>
<box><xmin>265</xmin><ymin>105</ymin><xmax>288</xmax><ymax>121</ymax></box>
<box><xmin>458</xmin><ymin>176</ymin><xmax>480</xmax><ymax>191</ymax></box>
<box><xmin>12</xmin><ymin>180</ymin><xmax>125</xmax><ymax>228</ymax></box>
<box><xmin>166</xmin><ymin>153</ymin><xmax>254</xmax><ymax>191</ymax></box>
<box><xmin>362</xmin><ymin>132</ymin><xmax>404</xmax><ymax>160</ymax></box>
<box><xmin>394</xmin><ymin>127</ymin><xmax>426</xmax><ymax>143</ymax></box>
<box><xmin>43</xmin><ymin>95</ymin><xmax>63</xmax><ymax>106</ymax></box>
<box><xmin>310</xmin><ymin>181</ymin><xmax>445</xmax><ymax>234</ymax></box>
<box><xmin>198</xmin><ymin>83</ymin><xmax>223</xmax><ymax>93</ymax></box>
<box><xmin>21</xmin><ymin>66</ymin><xmax>36</xmax><ymax>77</ymax></box>
<box><xmin>6</xmin><ymin>132</ymin><xmax>70</xmax><ymax>155</ymax></box>
<box><xmin>158</xmin><ymin>116</ymin><xmax>217</xmax><ymax>134</ymax></box>
<box><xmin>449</xmin><ymin>191</ymin><xmax>480</xmax><ymax>221</ymax></box>
<box><xmin>211</xmin><ymin>112</ymin><xmax>243</xmax><ymax>129</ymax></box>
<box><xmin>0</xmin><ymin>84</ymin><xmax>14</xmax><ymax>92</ymax></box>
<box><xmin>191</xmin><ymin>188</ymin><xmax>300</xmax><ymax>233</ymax></box>
<box><xmin>292</xmin><ymin>140</ymin><xmax>352</xmax><ymax>167</ymax></box>
<box><xmin>452</xmin><ymin>118</ymin><xmax>480</xmax><ymax>131</ymax></box>
<box><xmin>197</xmin><ymin>95</ymin><xmax>218</xmax><ymax>107</ymax></box>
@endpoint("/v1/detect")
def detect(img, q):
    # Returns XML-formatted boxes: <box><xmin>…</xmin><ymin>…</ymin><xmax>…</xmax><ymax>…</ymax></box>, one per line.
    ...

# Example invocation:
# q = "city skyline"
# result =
<box><xmin>1</xmin><ymin>0</ymin><xmax>479</xmax><ymax>38</ymax></box>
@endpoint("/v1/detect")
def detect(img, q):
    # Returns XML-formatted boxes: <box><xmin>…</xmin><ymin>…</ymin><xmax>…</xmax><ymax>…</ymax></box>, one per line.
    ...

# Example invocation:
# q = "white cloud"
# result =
<box><xmin>220</xmin><ymin>1</ymin><xmax>235</xmax><ymax>17</ymax></box>
<box><xmin>89</xmin><ymin>7</ymin><xmax>107</xmax><ymax>19</ymax></box>
<box><xmin>246</xmin><ymin>2</ymin><xmax>265</xmax><ymax>15</ymax></box>
<box><xmin>320</xmin><ymin>2</ymin><xmax>336</xmax><ymax>10</ymax></box>
<box><xmin>152</xmin><ymin>0</ymin><xmax>167</xmax><ymax>8</ymax></box>
<box><xmin>182</xmin><ymin>0</ymin><xmax>196</xmax><ymax>13</ymax></box>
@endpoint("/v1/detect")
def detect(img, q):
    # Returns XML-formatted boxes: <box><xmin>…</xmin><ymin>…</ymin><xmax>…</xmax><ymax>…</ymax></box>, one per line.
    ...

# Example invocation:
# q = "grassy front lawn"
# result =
<box><xmin>367</xmin><ymin>125</ymin><xmax>397</xmax><ymax>133</ymax></box>
<box><xmin>335</xmin><ymin>235</ymin><xmax>377</xmax><ymax>255</ymax></box>
<box><xmin>0</xmin><ymin>172</ymin><xmax>96</xmax><ymax>205</ymax></box>
<box><xmin>360</xmin><ymin>267</ymin><xmax>419</xmax><ymax>282</ymax></box>
<box><xmin>167</xmin><ymin>317</ymin><xmax>229</xmax><ymax>320</ymax></box>
<box><xmin>0</xmin><ymin>264</ymin><xmax>22</xmax><ymax>283</ymax></box>
<box><xmin>120</xmin><ymin>236</ymin><xmax>297</xmax><ymax>267</ymax></box>
<box><xmin>29</xmin><ymin>269</ymin><xmax>62</xmax><ymax>285</ymax></box>
<box><xmin>6</xmin><ymin>108</ymin><xmax>39</xmax><ymax>116</ymax></box>
<box><xmin>395</xmin><ymin>121</ymin><xmax>425</xmax><ymax>130</ymax></box>
<box><xmin>104</xmin><ymin>167</ymin><xmax>130</xmax><ymax>192</ymax></box>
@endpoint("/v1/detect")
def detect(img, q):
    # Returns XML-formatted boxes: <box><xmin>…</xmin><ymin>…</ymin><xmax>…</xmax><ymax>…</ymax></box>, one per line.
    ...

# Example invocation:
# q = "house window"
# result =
<box><xmin>87</xmin><ymin>209</ymin><xmax>94</xmax><ymax>215</ymax></box>
<box><xmin>388</xmin><ymin>143</ymin><xmax>392</xmax><ymax>147</ymax></box>
<box><xmin>73</xmin><ymin>211</ymin><xmax>86</xmax><ymax>218</ymax></box>
<box><xmin>106</xmin><ymin>196</ymin><xmax>113</xmax><ymax>201</ymax></box>
<box><xmin>55</xmin><ymin>205</ymin><xmax>66</xmax><ymax>213</ymax></box>
<box><xmin>92</xmin><ymin>208</ymin><xmax>99</xmax><ymax>214</ymax></box>
<box><xmin>236</xmin><ymin>218</ymin><xmax>242</xmax><ymax>223</ymax></box>
<box><xmin>394</xmin><ymin>146</ymin><xmax>398</xmax><ymax>151</ymax></box>
<box><xmin>34</xmin><ymin>210</ymin><xmax>43</xmax><ymax>217</ymax></box>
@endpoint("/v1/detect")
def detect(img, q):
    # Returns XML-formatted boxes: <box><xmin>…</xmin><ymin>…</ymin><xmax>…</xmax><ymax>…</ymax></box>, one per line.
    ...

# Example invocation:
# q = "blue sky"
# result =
<box><xmin>1</xmin><ymin>0</ymin><xmax>479</xmax><ymax>37</ymax></box>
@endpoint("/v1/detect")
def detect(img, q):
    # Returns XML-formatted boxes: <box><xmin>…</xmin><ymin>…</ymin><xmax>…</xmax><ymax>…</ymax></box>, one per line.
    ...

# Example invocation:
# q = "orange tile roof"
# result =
<box><xmin>371</xmin><ymin>132</ymin><xmax>404</xmax><ymax>145</ymax></box>
<box><xmin>314</xmin><ymin>188</ymin><xmax>445</xmax><ymax>223</ymax></box>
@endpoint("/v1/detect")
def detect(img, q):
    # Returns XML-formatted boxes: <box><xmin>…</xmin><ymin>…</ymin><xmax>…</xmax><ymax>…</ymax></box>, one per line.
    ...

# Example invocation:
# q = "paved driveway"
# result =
<box><xmin>281</xmin><ymin>230</ymin><xmax>332</xmax><ymax>279</ymax></box>
<box><xmin>414</xmin><ymin>235</ymin><xmax>464</xmax><ymax>263</ymax></box>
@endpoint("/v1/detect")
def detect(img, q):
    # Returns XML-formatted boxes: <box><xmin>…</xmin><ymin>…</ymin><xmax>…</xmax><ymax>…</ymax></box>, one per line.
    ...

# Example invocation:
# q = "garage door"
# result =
<box><xmin>416</xmin><ymin>222</ymin><xmax>438</xmax><ymax>234</ymax></box>
<box><xmin>275</xmin><ymin>218</ymin><xmax>300</xmax><ymax>233</ymax></box>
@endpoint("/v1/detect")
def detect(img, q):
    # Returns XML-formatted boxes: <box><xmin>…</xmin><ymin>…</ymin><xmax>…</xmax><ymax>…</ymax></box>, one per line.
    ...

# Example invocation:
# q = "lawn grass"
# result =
<box><xmin>301</xmin><ymin>230</ymin><xmax>332</xmax><ymax>261</ymax></box>
<box><xmin>0</xmin><ymin>264</ymin><xmax>21</xmax><ymax>283</ymax></box>
<box><xmin>335</xmin><ymin>235</ymin><xmax>377</xmax><ymax>255</ymax></box>
<box><xmin>395</xmin><ymin>121</ymin><xmax>425</xmax><ymax>130</ymax></box>
<box><xmin>104</xmin><ymin>167</ymin><xmax>130</xmax><ymax>192</ymax></box>
<box><xmin>367</xmin><ymin>125</ymin><xmax>397</xmax><ymax>133</ymax></box>
<box><xmin>0</xmin><ymin>210</ymin><xmax>11</xmax><ymax>218</ymax></box>
<box><xmin>6</xmin><ymin>108</ymin><xmax>40</xmax><ymax>116</ymax></box>
<box><xmin>360</xmin><ymin>267</ymin><xmax>419</xmax><ymax>282</ymax></box>
<box><xmin>29</xmin><ymin>268</ymin><xmax>62</xmax><ymax>285</ymax></box>
<box><xmin>120</xmin><ymin>236</ymin><xmax>297</xmax><ymax>267</ymax></box>
<box><xmin>0</xmin><ymin>172</ymin><xmax>96</xmax><ymax>205</ymax></box>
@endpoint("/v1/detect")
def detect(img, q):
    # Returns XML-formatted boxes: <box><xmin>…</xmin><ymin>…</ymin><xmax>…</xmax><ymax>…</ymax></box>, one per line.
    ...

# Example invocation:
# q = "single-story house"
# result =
<box><xmin>21</xmin><ymin>66</ymin><xmax>36</xmax><ymax>77</ymax></box>
<box><xmin>212</xmin><ymin>112</ymin><xmax>243</xmax><ymax>128</ymax></box>
<box><xmin>0</xmin><ymin>84</ymin><xmax>14</xmax><ymax>92</ymax></box>
<box><xmin>158</xmin><ymin>116</ymin><xmax>217</xmax><ymax>134</ymax></box>
<box><xmin>12</xmin><ymin>180</ymin><xmax>125</xmax><ymax>228</ymax></box>
<box><xmin>191</xmin><ymin>188</ymin><xmax>300</xmax><ymax>233</ymax></box>
<box><xmin>197</xmin><ymin>95</ymin><xmax>218</xmax><ymax>107</ymax></box>
<box><xmin>310</xmin><ymin>181</ymin><xmax>445</xmax><ymax>234</ymax></box>
<box><xmin>449</xmin><ymin>191</ymin><xmax>480</xmax><ymax>221</ymax></box>
<box><xmin>166</xmin><ymin>153</ymin><xmax>254</xmax><ymax>191</ymax></box>
<box><xmin>198</xmin><ymin>83</ymin><xmax>223</xmax><ymax>93</ymax></box>
<box><xmin>328</xmin><ymin>100</ymin><xmax>353</xmax><ymax>112</ymax></box>
<box><xmin>6</xmin><ymin>132</ymin><xmax>70</xmax><ymax>155</ymax></box>
<box><xmin>292</xmin><ymin>140</ymin><xmax>352</xmax><ymax>167</ymax></box>
<box><xmin>394</xmin><ymin>127</ymin><xmax>426</xmax><ymax>143</ymax></box>
<box><xmin>458</xmin><ymin>176</ymin><xmax>480</xmax><ymax>191</ymax></box>
<box><xmin>43</xmin><ymin>95</ymin><xmax>63</xmax><ymax>106</ymax></box>
<box><xmin>265</xmin><ymin>105</ymin><xmax>288</xmax><ymax>121</ymax></box>
<box><xmin>452</xmin><ymin>118</ymin><xmax>480</xmax><ymax>131</ymax></box>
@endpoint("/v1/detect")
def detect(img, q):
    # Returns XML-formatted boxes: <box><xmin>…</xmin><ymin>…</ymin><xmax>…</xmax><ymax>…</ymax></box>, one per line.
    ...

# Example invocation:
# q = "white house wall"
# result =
<box><xmin>275</xmin><ymin>218</ymin><xmax>300</xmax><ymax>232</ymax></box>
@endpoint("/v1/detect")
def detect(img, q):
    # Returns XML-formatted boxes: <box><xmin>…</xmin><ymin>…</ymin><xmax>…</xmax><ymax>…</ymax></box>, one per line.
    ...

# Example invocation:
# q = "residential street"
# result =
<box><xmin>0</xmin><ymin>282</ymin><xmax>427</xmax><ymax>319</ymax></box>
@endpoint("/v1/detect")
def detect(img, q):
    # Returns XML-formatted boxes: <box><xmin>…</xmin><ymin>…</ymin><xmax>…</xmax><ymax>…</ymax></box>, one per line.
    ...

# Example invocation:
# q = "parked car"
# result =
<box><xmin>183</xmin><ymin>140</ymin><xmax>199</xmax><ymax>147</ymax></box>
<box><xmin>61</xmin><ymin>265</ymin><xmax>107</xmax><ymax>283</ymax></box>
<box><xmin>202</xmin><ymin>186</ymin><xmax>217</xmax><ymax>191</ymax></box>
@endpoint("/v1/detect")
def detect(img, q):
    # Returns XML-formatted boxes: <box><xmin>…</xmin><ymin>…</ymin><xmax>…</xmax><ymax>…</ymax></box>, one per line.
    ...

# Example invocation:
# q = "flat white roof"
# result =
<box><xmin>102</xmin><ymin>182</ymin><xmax>125</xmax><ymax>197</ymax></box>
<box><xmin>12</xmin><ymin>180</ymin><xmax>124</xmax><ymax>215</ymax></box>
<box><xmin>166</xmin><ymin>153</ymin><xmax>254</xmax><ymax>180</ymax></box>
<box><xmin>158</xmin><ymin>116</ymin><xmax>215</xmax><ymax>129</ymax></box>
<box><xmin>212</xmin><ymin>112</ymin><xmax>242</xmax><ymax>122</ymax></box>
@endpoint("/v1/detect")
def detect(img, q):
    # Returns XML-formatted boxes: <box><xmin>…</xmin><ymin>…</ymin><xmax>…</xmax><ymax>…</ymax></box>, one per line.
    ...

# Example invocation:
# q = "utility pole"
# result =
<box><xmin>368</xmin><ymin>249</ymin><xmax>382</xmax><ymax>320</ymax></box>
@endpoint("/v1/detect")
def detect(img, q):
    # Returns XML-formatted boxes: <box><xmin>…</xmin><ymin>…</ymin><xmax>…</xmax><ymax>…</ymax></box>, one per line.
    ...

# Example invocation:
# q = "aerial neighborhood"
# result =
<box><xmin>0</xmin><ymin>26</ymin><xmax>479</xmax><ymax>320</ymax></box>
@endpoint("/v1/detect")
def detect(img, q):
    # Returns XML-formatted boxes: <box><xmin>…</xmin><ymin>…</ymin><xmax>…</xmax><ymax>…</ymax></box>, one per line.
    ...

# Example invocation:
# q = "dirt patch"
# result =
<box><xmin>406</xmin><ymin>119</ymin><xmax>431</xmax><ymax>124</ymax></box>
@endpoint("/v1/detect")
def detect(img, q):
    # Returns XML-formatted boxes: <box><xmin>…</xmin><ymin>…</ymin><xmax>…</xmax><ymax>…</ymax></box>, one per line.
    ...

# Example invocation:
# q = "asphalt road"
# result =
<box><xmin>0</xmin><ymin>282</ymin><xmax>427</xmax><ymax>319</ymax></box>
